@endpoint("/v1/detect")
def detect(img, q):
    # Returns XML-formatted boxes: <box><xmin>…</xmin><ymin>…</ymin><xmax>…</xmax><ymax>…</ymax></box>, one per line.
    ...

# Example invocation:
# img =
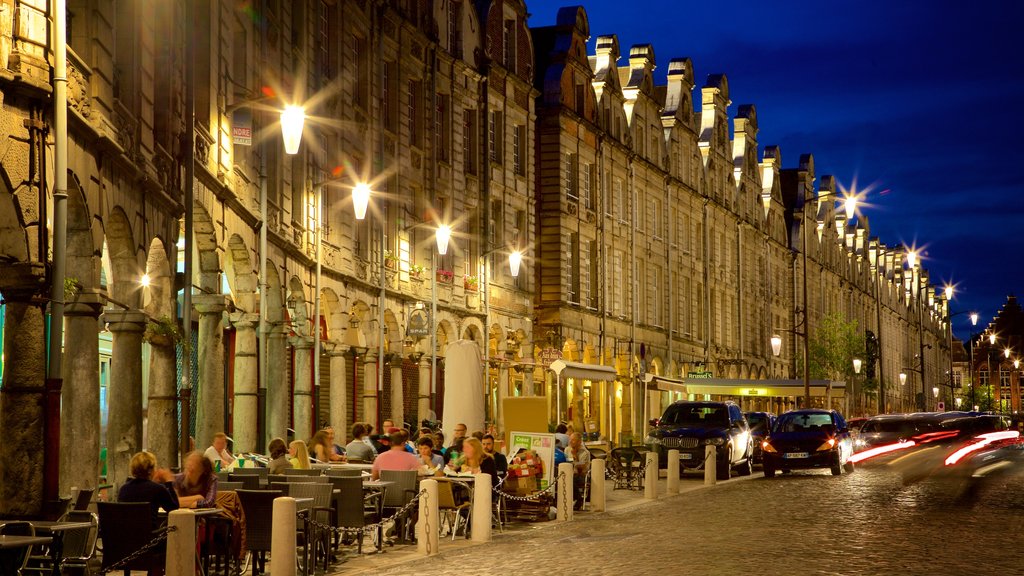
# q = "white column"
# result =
<box><xmin>391</xmin><ymin>362</ymin><xmax>404</xmax><ymax>427</ymax></box>
<box><xmin>705</xmin><ymin>445</ymin><xmax>717</xmax><ymax>486</ymax></box>
<box><xmin>193</xmin><ymin>294</ymin><xmax>227</xmax><ymax>450</ymax></box>
<box><xmin>556</xmin><ymin>463</ymin><xmax>574</xmax><ymax>522</ymax></box>
<box><xmin>329</xmin><ymin>346</ymin><xmax>349</xmax><ymax>441</ymax></box>
<box><xmin>270</xmin><ymin>497</ymin><xmax>297</xmax><ymax>576</ymax></box>
<box><xmin>291</xmin><ymin>337</ymin><xmax>314</xmax><ymax>440</ymax></box>
<box><xmin>166</xmin><ymin>510</ymin><xmax>196</xmax><ymax>576</ymax></box>
<box><xmin>418</xmin><ymin>356</ymin><xmax>431</xmax><ymax>425</ymax></box>
<box><xmin>590</xmin><ymin>459</ymin><xmax>606</xmax><ymax>512</ymax></box>
<box><xmin>363</xmin><ymin>352</ymin><xmax>378</xmax><ymax>429</ymax></box>
<box><xmin>230</xmin><ymin>313</ymin><xmax>259</xmax><ymax>453</ymax></box>
<box><xmin>667</xmin><ymin>449</ymin><xmax>680</xmax><ymax>495</ymax></box>
<box><xmin>644</xmin><ymin>451</ymin><xmax>658</xmax><ymax>499</ymax></box>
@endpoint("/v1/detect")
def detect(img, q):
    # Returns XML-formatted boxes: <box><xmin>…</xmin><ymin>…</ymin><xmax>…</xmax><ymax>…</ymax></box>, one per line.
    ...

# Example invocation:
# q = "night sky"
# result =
<box><xmin>527</xmin><ymin>1</ymin><xmax>1024</xmax><ymax>341</ymax></box>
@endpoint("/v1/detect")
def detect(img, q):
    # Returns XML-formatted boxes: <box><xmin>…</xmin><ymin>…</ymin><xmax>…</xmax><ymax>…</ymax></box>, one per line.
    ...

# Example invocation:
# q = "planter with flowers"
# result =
<box><xmin>463</xmin><ymin>274</ymin><xmax>479</xmax><ymax>292</ymax></box>
<box><xmin>436</xmin><ymin>269</ymin><xmax>454</xmax><ymax>284</ymax></box>
<box><xmin>410</xmin><ymin>263</ymin><xmax>426</xmax><ymax>280</ymax></box>
<box><xmin>384</xmin><ymin>250</ymin><xmax>400</xmax><ymax>270</ymax></box>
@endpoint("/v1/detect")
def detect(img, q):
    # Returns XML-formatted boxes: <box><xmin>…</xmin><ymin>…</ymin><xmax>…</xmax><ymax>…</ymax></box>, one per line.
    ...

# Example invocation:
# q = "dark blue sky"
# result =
<box><xmin>528</xmin><ymin>1</ymin><xmax>1024</xmax><ymax>340</ymax></box>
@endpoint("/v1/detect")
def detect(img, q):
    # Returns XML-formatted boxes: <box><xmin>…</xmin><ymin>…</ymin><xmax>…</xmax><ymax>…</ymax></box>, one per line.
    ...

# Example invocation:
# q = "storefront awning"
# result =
<box><xmin>683</xmin><ymin>378</ymin><xmax>845</xmax><ymax>398</ymax></box>
<box><xmin>549</xmin><ymin>359</ymin><xmax>618</xmax><ymax>382</ymax></box>
<box><xmin>643</xmin><ymin>373</ymin><xmax>687</xmax><ymax>394</ymax></box>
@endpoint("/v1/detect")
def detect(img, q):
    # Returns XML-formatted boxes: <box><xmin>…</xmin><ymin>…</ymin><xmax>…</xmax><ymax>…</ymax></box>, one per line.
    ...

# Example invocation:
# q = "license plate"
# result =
<box><xmin>679</xmin><ymin>453</ymin><xmax>693</xmax><ymax>460</ymax></box>
<box><xmin>784</xmin><ymin>452</ymin><xmax>809</xmax><ymax>459</ymax></box>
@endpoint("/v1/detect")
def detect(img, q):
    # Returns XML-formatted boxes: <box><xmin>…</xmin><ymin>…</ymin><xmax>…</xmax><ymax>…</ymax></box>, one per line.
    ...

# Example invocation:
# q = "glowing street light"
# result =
<box><xmin>906</xmin><ymin>249</ymin><xmax>918</xmax><ymax>269</ymax></box>
<box><xmin>899</xmin><ymin>372</ymin><xmax>908</xmax><ymax>386</ymax></box>
<box><xmin>970</xmin><ymin>312</ymin><xmax>979</xmax><ymax>326</ymax></box>
<box><xmin>770</xmin><ymin>335</ymin><xmax>782</xmax><ymax>357</ymax></box>
<box><xmin>509</xmin><ymin>249</ymin><xmax>523</xmax><ymax>278</ymax></box>
<box><xmin>280</xmin><ymin>105</ymin><xmax>306</xmax><ymax>155</ymax></box>
<box><xmin>140</xmin><ymin>273</ymin><xmax>151</xmax><ymax>287</ymax></box>
<box><xmin>1015</xmin><ymin>359</ymin><xmax>1020</xmax><ymax>370</ymax></box>
<box><xmin>352</xmin><ymin>183</ymin><xmax>371</xmax><ymax>221</ymax></box>
<box><xmin>944</xmin><ymin>286</ymin><xmax>953</xmax><ymax>300</ymax></box>
<box><xmin>435</xmin><ymin>225</ymin><xmax>451</xmax><ymax>256</ymax></box>
<box><xmin>1005</xmin><ymin>348</ymin><xmax>1012</xmax><ymax>359</ymax></box>
<box><xmin>843</xmin><ymin>195</ymin><xmax>857</xmax><ymax>220</ymax></box>
<box><xmin>853</xmin><ymin>358</ymin><xmax>863</xmax><ymax>374</ymax></box>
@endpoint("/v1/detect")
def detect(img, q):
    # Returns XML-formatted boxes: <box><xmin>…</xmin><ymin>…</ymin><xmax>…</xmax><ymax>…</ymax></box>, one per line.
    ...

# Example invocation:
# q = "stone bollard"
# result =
<box><xmin>705</xmin><ymin>445</ymin><xmax>717</xmax><ymax>486</ymax></box>
<box><xmin>590</xmin><ymin>458</ymin><xmax>606</xmax><ymax>512</ymax></box>
<box><xmin>166</xmin><ymin>509</ymin><xmax>196</xmax><ymax>576</ymax></box>
<box><xmin>644</xmin><ymin>452</ymin><xmax>658</xmax><ymax>499</ymax></box>
<box><xmin>471</xmin><ymin>473</ymin><xmax>492</xmax><ymax>542</ymax></box>
<box><xmin>556</xmin><ymin>463</ymin><xmax>574</xmax><ymax>522</ymax></box>
<box><xmin>271</xmin><ymin>497</ymin><xmax>297</xmax><ymax>576</ymax></box>
<box><xmin>667</xmin><ymin>449</ymin><xmax>680</xmax><ymax>495</ymax></box>
<box><xmin>417</xmin><ymin>479</ymin><xmax>439</xmax><ymax>555</ymax></box>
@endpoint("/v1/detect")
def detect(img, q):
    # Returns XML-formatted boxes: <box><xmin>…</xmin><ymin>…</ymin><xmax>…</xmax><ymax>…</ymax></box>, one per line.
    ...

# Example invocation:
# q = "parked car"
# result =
<box><xmin>761</xmin><ymin>409</ymin><xmax>854</xmax><ymax>477</ymax></box>
<box><xmin>744</xmin><ymin>411</ymin><xmax>776</xmax><ymax>464</ymax></box>
<box><xmin>645</xmin><ymin>401</ymin><xmax>754</xmax><ymax>480</ymax></box>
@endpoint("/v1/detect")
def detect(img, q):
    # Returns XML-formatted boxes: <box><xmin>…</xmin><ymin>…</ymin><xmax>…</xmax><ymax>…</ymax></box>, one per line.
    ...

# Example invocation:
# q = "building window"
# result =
<box><xmin>612</xmin><ymin>250</ymin><xmax>624</xmax><ymax>316</ymax></box>
<box><xmin>464</xmin><ymin>109</ymin><xmax>478</xmax><ymax>174</ymax></box>
<box><xmin>615</xmin><ymin>178</ymin><xmax>626</xmax><ymax>222</ymax></box>
<box><xmin>564</xmin><ymin>153</ymin><xmax>578</xmax><ymax>202</ymax></box>
<box><xmin>448</xmin><ymin>1</ymin><xmax>462</xmax><ymax>56</ymax></box>
<box><xmin>503</xmin><ymin>19</ymin><xmax>516</xmax><ymax>72</ymax></box>
<box><xmin>567</xmin><ymin>232</ymin><xmax>580</xmax><ymax>304</ymax></box>
<box><xmin>514</xmin><ymin>210</ymin><xmax>527</xmax><ymax>290</ymax></box>
<box><xmin>574</xmin><ymin>84</ymin><xmax>585</xmax><ymax>116</ymax></box>
<box><xmin>513</xmin><ymin>125</ymin><xmax>525</xmax><ymax>176</ymax></box>
<box><xmin>588</xmin><ymin>239</ymin><xmax>599</xmax><ymax>309</ymax></box>
<box><xmin>652</xmin><ymin>265</ymin><xmax>663</xmax><ymax>326</ymax></box>
<box><xmin>435</xmin><ymin>93</ymin><xmax>450</xmax><ymax>162</ymax></box>
<box><xmin>408</xmin><ymin>80</ymin><xmax>422</xmax><ymax>147</ymax></box>
<box><xmin>489</xmin><ymin>111</ymin><xmax>502</xmax><ymax>164</ymax></box>
<box><xmin>351</xmin><ymin>34</ymin><xmax>368</xmax><ymax>109</ymax></box>
<box><xmin>581</xmin><ymin>163</ymin><xmax>594</xmax><ymax>211</ymax></box>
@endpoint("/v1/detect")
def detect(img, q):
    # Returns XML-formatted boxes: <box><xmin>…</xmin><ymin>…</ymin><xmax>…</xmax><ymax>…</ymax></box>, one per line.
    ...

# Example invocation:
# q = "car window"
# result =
<box><xmin>775</xmin><ymin>413</ymin><xmax>836</xmax><ymax>433</ymax></box>
<box><xmin>746</xmin><ymin>413</ymin><xmax>770</xmax><ymax>433</ymax></box>
<box><xmin>661</xmin><ymin>405</ymin><xmax>729</xmax><ymax>426</ymax></box>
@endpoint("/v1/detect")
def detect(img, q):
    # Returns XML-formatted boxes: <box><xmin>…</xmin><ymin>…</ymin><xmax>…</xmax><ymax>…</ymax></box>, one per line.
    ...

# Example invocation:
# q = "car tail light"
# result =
<box><xmin>847</xmin><ymin>440</ymin><xmax>915</xmax><ymax>463</ymax></box>
<box><xmin>944</xmin><ymin>431</ymin><xmax>1020</xmax><ymax>466</ymax></box>
<box><xmin>761</xmin><ymin>440</ymin><xmax>777</xmax><ymax>453</ymax></box>
<box><xmin>816</xmin><ymin>438</ymin><xmax>837</xmax><ymax>451</ymax></box>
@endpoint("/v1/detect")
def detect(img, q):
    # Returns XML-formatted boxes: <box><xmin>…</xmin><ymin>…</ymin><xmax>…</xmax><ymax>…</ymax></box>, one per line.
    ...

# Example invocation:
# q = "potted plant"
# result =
<box><xmin>463</xmin><ymin>274</ymin><xmax>479</xmax><ymax>292</ymax></box>
<box><xmin>384</xmin><ymin>249</ymin><xmax>400</xmax><ymax>270</ymax></box>
<box><xmin>144</xmin><ymin>315</ymin><xmax>181</xmax><ymax>346</ymax></box>
<box><xmin>436</xmin><ymin>269</ymin><xmax>454</xmax><ymax>284</ymax></box>
<box><xmin>410</xmin><ymin>263</ymin><xmax>426</xmax><ymax>279</ymax></box>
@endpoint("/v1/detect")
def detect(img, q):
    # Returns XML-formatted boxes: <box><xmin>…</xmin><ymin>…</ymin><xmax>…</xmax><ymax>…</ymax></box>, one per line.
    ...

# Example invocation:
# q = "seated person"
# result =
<box><xmin>566</xmin><ymin>432</ymin><xmax>591</xmax><ymax>510</ymax></box>
<box><xmin>118</xmin><ymin>451</ymin><xmax>179</xmax><ymax>523</ymax></box>
<box><xmin>371</xmin><ymin>430</ymin><xmax>421</xmax><ymax>480</ymax></box>
<box><xmin>481</xmin><ymin>433</ymin><xmax>508</xmax><ymax>476</ymax></box>
<box><xmin>446</xmin><ymin>438</ymin><xmax>499</xmax><ymax>487</ymax></box>
<box><xmin>345</xmin><ymin>423</ymin><xmax>376</xmax><ymax>462</ymax></box>
<box><xmin>553</xmin><ymin>423</ymin><xmax>570</xmax><ymax>453</ymax></box>
<box><xmin>203</xmin><ymin>432</ymin><xmax>235</xmax><ymax>471</ymax></box>
<box><xmin>444</xmin><ymin>437</ymin><xmax>465</xmax><ymax>467</ymax></box>
<box><xmin>416</xmin><ymin>436</ymin><xmax>444</xmax><ymax>476</ymax></box>
<box><xmin>309</xmin><ymin>429</ymin><xmax>345</xmax><ymax>462</ymax></box>
<box><xmin>320</xmin><ymin>423</ymin><xmax>347</xmax><ymax>457</ymax></box>
<box><xmin>267</xmin><ymin>437</ymin><xmax>290</xmax><ymax>474</ymax></box>
<box><xmin>553</xmin><ymin>437</ymin><xmax>568</xmax><ymax>467</ymax></box>
<box><xmin>288</xmin><ymin>440</ymin><xmax>312</xmax><ymax>469</ymax></box>
<box><xmin>173</xmin><ymin>451</ymin><xmax>218</xmax><ymax>508</ymax></box>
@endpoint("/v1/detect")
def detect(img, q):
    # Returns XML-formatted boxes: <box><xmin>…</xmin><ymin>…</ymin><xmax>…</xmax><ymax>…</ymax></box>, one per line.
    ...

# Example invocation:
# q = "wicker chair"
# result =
<box><xmin>228</xmin><ymin>474</ymin><xmax>261</xmax><ymax>490</ymax></box>
<box><xmin>235</xmin><ymin>490</ymin><xmax>282</xmax><ymax>575</ymax></box>
<box><xmin>436</xmin><ymin>481</ymin><xmax>471</xmax><ymax>541</ymax></box>
<box><xmin>289</xmin><ymin>483</ymin><xmax>333</xmax><ymax>572</ymax></box>
<box><xmin>332</xmin><ymin>477</ymin><xmax>374</xmax><ymax>554</ymax></box>
<box><xmin>282</xmin><ymin>468</ymin><xmax>321</xmax><ymax>476</ymax></box>
<box><xmin>325</xmin><ymin>468</ymin><xmax>362</xmax><ymax>478</ymax></box>
<box><xmin>379</xmin><ymin>470</ymin><xmax>419</xmax><ymax>544</ymax></box>
<box><xmin>609</xmin><ymin>448</ymin><xmax>643</xmax><ymax>490</ymax></box>
<box><xmin>96</xmin><ymin>502</ymin><xmax>164</xmax><ymax>576</ymax></box>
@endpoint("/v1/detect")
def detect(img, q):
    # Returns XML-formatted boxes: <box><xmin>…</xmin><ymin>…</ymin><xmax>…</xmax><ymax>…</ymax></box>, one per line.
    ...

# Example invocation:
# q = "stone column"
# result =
<box><xmin>102</xmin><ymin>309</ymin><xmax>147</xmax><ymax>493</ymax></box>
<box><xmin>266</xmin><ymin>322</ymin><xmax>289</xmax><ymax>444</ymax></box>
<box><xmin>418</xmin><ymin>356</ymin><xmax>431</xmax><ymax>425</ymax></box>
<box><xmin>291</xmin><ymin>335</ymin><xmax>314</xmax><ymax>440</ymax></box>
<box><xmin>363</xmin><ymin>352</ymin><xmax>378</xmax><ymax>430</ymax></box>
<box><xmin>230</xmin><ymin>313</ymin><xmax>260</xmax><ymax>453</ymax></box>
<box><xmin>522</xmin><ymin>354</ymin><xmax>536</xmax><ymax>396</ymax></box>
<box><xmin>145</xmin><ymin>318</ymin><xmax>179</xmax><ymax>469</ymax></box>
<box><xmin>193</xmin><ymin>294</ymin><xmax>226</xmax><ymax>451</ymax></box>
<box><xmin>60</xmin><ymin>289</ymin><xmax>103</xmax><ymax>493</ymax></box>
<box><xmin>497</xmin><ymin>362</ymin><xmax>509</xmax><ymax>433</ymax></box>
<box><xmin>0</xmin><ymin>263</ymin><xmax>47</xmax><ymax>516</ymax></box>
<box><xmin>391</xmin><ymin>361</ymin><xmax>404</xmax><ymax>428</ymax></box>
<box><xmin>328</xmin><ymin>345</ymin><xmax>349</xmax><ymax>442</ymax></box>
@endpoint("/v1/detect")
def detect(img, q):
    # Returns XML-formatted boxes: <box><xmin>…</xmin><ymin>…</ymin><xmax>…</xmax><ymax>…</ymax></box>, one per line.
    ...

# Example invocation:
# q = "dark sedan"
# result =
<box><xmin>744</xmin><ymin>411</ymin><xmax>776</xmax><ymax>464</ymax></box>
<box><xmin>761</xmin><ymin>409</ymin><xmax>854</xmax><ymax>477</ymax></box>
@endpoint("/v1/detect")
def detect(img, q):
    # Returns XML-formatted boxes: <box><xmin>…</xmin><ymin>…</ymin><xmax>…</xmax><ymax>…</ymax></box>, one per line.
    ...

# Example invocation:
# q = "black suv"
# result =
<box><xmin>645</xmin><ymin>401</ymin><xmax>754</xmax><ymax>480</ymax></box>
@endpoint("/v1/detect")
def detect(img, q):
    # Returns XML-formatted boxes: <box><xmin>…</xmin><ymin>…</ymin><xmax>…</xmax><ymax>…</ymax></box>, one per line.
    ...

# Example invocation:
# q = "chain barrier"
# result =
<box><xmin>306</xmin><ymin>489</ymin><xmax>426</xmax><ymax>537</ymax></box>
<box><xmin>491</xmin><ymin>473</ymin><xmax>561</xmax><ymax>502</ymax></box>
<box><xmin>421</xmin><ymin>488</ymin><xmax>433</xmax><ymax>555</ymax></box>
<box><xmin>558</xmin><ymin>470</ymin><xmax>570</xmax><ymax>519</ymax></box>
<box><xmin>98</xmin><ymin>526</ymin><xmax>177</xmax><ymax>575</ymax></box>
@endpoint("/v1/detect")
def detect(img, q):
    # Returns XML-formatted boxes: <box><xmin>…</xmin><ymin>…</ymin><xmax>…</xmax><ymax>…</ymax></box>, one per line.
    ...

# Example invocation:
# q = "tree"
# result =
<box><xmin>800</xmin><ymin>312</ymin><xmax>867</xmax><ymax>413</ymax></box>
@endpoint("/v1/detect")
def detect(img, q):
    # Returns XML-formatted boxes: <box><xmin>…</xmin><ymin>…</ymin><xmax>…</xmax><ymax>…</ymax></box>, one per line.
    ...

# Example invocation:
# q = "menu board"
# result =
<box><xmin>507</xmin><ymin>431</ymin><xmax>556</xmax><ymax>489</ymax></box>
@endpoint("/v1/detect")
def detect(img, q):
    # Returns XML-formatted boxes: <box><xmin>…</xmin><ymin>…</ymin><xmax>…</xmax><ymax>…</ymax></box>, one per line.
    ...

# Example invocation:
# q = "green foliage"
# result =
<box><xmin>144</xmin><ymin>315</ymin><xmax>181</xmax><ymax>343</ymax></box>
<box><xmin>804</xmin><ymin>312</ymin><xmax>866</xmax><ymax>381</ymax></box>
<box><xmin>63</xmin><ymin>277</ymin><xmax>82</xmax><ymax>299</ymax></box>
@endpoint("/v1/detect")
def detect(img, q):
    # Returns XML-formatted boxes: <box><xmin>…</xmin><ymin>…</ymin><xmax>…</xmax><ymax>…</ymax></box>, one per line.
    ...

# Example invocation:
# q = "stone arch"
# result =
<box><xmin>758</xmin><ymin>366</ymin><xmax>768</xmax><ymax>380</ymax></box>
<box><xmin>649</xmin><ymin>356</ymin><xmax>664</xmax><ymax>377</ymax></box>
<box><xmin>320</xmin><ymin>288</ymin><xmax>343</xmax><ymax>341</ymax></box>
<box><xmin>436</xmin><ymin>319</ymin><xmax>454</xmax><ymax>355</ymax></box>
<box><xmin>460</xmin><ymin>317</ymin><xmax>485</xmax><ymax>345</ymax></box>
<box><xmin>66</xmin><ymin>174</ymin><xmax>97</xmax><ymax>288</ymax></box>
<box><xmin>348</xmin><ymin>300</ymin><xmax>372</xmax><ymax>348</ymax></box>
<box><xmin>105</xmin><ymin>206</ymin><xmax>141</xmax><ymax>308</ymax></box>
<box><xmin>224</xmin><ymin>234</ymin><xmax>256</xmax><ymax>311</ymax></box>
<box><xmin>143</xmin><ymin>238</ymin><xmax>174</xmax><ymax>319</ymax></box>
<box><xmin>383</xmin><ymin>309</ymin><xmax>400</xmax><ymax>354</ymax></box>
<box><xmin>561</xmin><ymin>338</ymin><xmax>580</xmax><ymax>362</ymax></box>
<box><xmin>192</xmin><ymin>200</ymin><xmax>220</xmax><ymax>294</ymax></box>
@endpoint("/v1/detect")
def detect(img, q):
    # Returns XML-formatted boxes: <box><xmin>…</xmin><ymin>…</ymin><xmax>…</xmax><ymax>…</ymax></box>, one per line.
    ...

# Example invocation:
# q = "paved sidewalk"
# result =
<box><xmin>326</xmin><ymin>471</ymin><xmax>758</xmax><ymax>575</ymax></box>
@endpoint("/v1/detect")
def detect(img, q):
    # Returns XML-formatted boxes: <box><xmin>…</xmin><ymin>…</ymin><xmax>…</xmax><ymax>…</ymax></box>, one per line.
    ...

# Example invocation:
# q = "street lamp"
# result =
<box><xmin>509</xmin><ymin>250</ymin><xmax>523</xmax><ymax>278</ymax></box>
<box><xmin>905</xmin><ymin>247</ymin><xmax>928</xmax><ymax>411</ymax></box>
<box><xmin>852</xmin><ymin>358</ymin><xmax>862</xmax><ymax>415</ymax></box>
<box><xmin>280</xmin><ymin>105</ymin><xmax>306</xmax><ymax>154</ymax></box>
<box><xmin>770</xmin><ymin>335</ymin><xmax>783</xmax><ymax>357</ymax></box>
<box><xmin>899</xmin><ymin>372</ymin><xmax>907</xmax><ymax>386</ymax></box>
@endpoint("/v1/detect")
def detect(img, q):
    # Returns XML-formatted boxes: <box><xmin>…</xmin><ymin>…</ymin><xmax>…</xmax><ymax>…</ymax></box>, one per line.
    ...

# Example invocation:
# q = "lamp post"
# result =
<box><xmin>852</xmin><ymin>358</ymin><xmax>862</xmax><ymax>416</ymax></box>
<box><xmin>350</xmin><ymin>183</ymin><xmax>387</xmax><ymax>428</ymax></box>
<box><xmin>905</xmin><ymin>248</ymin><xmax>928</xmax><ymax>411</ymax></box>
<box><xmin>480</xmin><ymin>246</ymin><xmax>525</xmax><ymax>426</ymax></box>
<box><xmin>899</xmin><ymin>371</ymin><xmax>907</xmax><ymax>411</ymax></box>
<box><xmin>968</xmin><ymin>312</ymin><xmax>979</xmax><ymax>410</ymax></box>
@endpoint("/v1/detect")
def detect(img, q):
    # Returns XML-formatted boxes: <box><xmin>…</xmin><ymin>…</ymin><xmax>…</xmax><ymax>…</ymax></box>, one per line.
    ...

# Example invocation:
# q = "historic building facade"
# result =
<box><xmin>0</xmin><ymin>0</ymin><xmax>951</xmax><ymax>515</ymax></box>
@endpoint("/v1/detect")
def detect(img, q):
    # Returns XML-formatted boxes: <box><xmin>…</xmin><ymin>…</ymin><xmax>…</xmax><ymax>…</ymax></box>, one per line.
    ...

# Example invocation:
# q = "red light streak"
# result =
<box><xmin>944</xmin><ymin>431</ymin><xmax>1020</xmax><ymax>466</ymax></box>
<box><xmin>848</xmin><ymin>440</ymin><xmax>916</xmax><ymax>463</ymax></box>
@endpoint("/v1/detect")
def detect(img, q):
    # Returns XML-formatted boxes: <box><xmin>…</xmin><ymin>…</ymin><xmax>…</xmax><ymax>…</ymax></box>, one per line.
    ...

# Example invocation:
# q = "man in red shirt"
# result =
<box><xmin>371</xmin><ymin>430</ymin><xmax>421</xmax><ymax>480</ymax></box>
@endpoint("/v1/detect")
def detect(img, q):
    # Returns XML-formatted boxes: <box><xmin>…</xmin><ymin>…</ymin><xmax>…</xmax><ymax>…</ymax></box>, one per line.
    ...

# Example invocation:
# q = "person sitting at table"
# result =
<box><xmin>481</xmin><ymin>434</ymin><xmax>508</xmax><ymax>476</ymax></box>
<box><xmin>445</xmin><ymin>437</ymin><xmax>465</xmax><ymax>467</ymax></box>
<box><xmin>446</xmin><ymin>438</ymin><xmax>499</xmax><ymax>487</ymax></box>
<box><xmin>432</xmin><ymin>431</ymin><xmax>445</xmax><ymax>458</ymax></box>
<box><xmin>203</xmin><ymin>432</ymin><xmax>235</xmax><ymax>471</ymax></box>
<box><xmin>553</xmin><ymin>436</ymin><xmax>568</xmax><ymax>467</ymax></box>
<box><xmin>416</xmin><ymin>436</ymin><xmax>444</xmax><ymax>476</ymax></box>
<box><xmin>320</xmin><ymin>422</ymin><xmax>346</xmax><ymax>457</ymax></box>
<box><xmin>566</xmin><ymin>432</ymin><xmax>591</xmax><ymax>510</ymax></box>
<box><xmin>345</xmin><ymin>423</ymin><xmax>376</xmax><ymax>462</ymax></box>
<box><xmin>118</xmin><ymin>451</ymin><xmax>179</xmax><ymax>523</ymax></box>
<box><xmin>173</xmin><ymin>451</ymin><xmax>218</xmax><ymax>508</ymax></box>
<box><xmin>267</xmin><ymin>437</ymin><xmax>290</xmax><ymax>474</ymax></box>
<box><xmin>308</xmin><ymin>429</ymin><xmax>345</xmax><ymax>462</ymax></box>
<box><xmin>371</xmin><ymin>430</ymin><xmax>421</xmax><ymax>480</ymax></box>
<box><xmin>288</xmin><ymin>440</ymin><xmax>312</xmax><ymax>470</ymax></box>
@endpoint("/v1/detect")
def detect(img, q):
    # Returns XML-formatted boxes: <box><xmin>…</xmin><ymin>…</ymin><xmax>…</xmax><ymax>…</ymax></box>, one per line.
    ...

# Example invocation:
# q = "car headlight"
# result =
<box><xmin>644</xmin><ymin>435</ymin><xmax>661</xmax><ymax>446</ymax></box>
<box><xmin>816</xmin><ymin>438</ymin><xmax>837</xmax><ymax>451</ymax></box>
<box><xmin>703</xmin><ymin>437</ymin><xmax>725</xmax><ymax>446</ymax></box>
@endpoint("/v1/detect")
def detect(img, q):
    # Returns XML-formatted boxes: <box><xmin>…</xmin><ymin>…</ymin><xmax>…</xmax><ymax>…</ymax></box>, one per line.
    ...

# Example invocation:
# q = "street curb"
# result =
<box><xmin>333</xmin><ymin>472</ymin><xmax>762</xmax><ymax>575</ymax></box>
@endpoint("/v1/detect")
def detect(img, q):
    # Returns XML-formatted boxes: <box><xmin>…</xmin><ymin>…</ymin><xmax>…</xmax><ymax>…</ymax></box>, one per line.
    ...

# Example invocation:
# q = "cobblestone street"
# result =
<box><xmin>346</xmin><ymin>465</ymin><xmax>1024</xmax><ymax>576</ymax></box>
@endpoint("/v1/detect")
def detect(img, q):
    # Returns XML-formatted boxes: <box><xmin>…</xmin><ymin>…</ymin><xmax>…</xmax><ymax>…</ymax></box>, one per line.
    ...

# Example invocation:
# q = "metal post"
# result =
<box><xmin>917</xmin><ymin>287</ymin><xmax>927</xmax><ymax>411</ymax></box>
<box><xmin>801</xmin><ymin>205</ymin><xmax>811</xmax><ymax>408</ymax></box>
<box><xmin>969</xmin><ymin>337</ymin><xmax>975</xmax><ymax>409</ymax></box>
<box><xmin>947</xmin><ymin>317</ymin><xmax>954</xmax><ymax>409</ymax></box>
<box><xmin>312</xmin><ymin>183</ymin><xmax>322</xmax><ymax>432</ymax></box>
<box><xmin>377</xmin><ymin>214</ymin><xmax>386</xmax><ymax>428</ymax></box>
<box><xmin>181</xmin><ymin>0</ymin><xmax>195</xmax><ymax>465</ymax></box>
<box><xmin>431</xmin><ymin>249</ymin><xmax>437</xmax><ymax>415</ymax></box>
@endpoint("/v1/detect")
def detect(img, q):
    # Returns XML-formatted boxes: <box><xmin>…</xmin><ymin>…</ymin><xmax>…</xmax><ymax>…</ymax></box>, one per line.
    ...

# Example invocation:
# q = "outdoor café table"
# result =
<box><xmin>28</xmin><ymin>520</ymin><xmax>92</xmax><ymax>576</ymax></box>
<box><xmin>0</xmin><ymin>535</ymin><xmax>53</xmax><ymax>576</ymax></box>
<box><xmin>334</xmin><ymin>463</ymin><xmax>374</xmax><ymax>472</ymax></box>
